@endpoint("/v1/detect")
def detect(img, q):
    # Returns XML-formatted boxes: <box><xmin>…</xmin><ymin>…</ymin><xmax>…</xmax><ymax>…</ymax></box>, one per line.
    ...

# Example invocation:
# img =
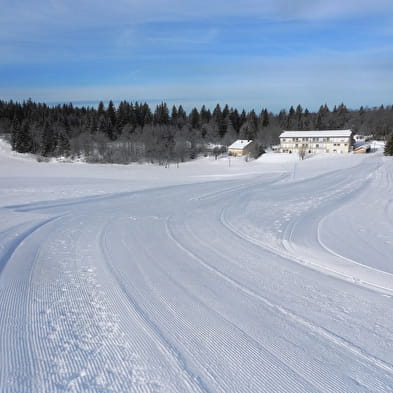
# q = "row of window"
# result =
<box><xmin>281</xmin><ymin>143</ymin><xmax>348</xmax><ymax>148</ymax></box>
<box><xmin>281</xmin><ymin>137</ymin><xmax>348</xmax><ymax>143</ymax></box>
<box><xmin>281</xmin><ymin>149</ymin><xmax>346</xmax><ymax>154</ymax></box>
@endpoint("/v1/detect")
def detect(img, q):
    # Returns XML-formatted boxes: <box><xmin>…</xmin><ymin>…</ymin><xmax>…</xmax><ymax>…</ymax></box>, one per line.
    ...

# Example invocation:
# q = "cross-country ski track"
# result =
<box><xmin>0</xmin><ymin>142</ymin><xmax>392</xmax><ymax>392</ymax></box>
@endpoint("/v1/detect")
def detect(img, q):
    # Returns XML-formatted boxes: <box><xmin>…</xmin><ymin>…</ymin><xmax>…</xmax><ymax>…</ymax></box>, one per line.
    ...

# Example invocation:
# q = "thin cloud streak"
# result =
<box><xmin>1</xmin><ymin>0</ymin><xmax>392</xmax><ymax>35</ymax></box>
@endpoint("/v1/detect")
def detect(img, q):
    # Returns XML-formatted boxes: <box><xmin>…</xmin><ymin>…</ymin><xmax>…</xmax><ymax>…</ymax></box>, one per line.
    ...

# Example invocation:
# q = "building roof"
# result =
<box><xmin>354</xmin><ymin>142</ymin><xmax>371</xmax><ymax>150</ymax></box>
<box><xmin>280</xmin><ymin>130</ymin><xmax>352</xmax><ymax>138</ymax></box>
<box><xmin>228</xmin><ymin>140</ymin><xmax>254</xmax><ymax>149</ymax></box>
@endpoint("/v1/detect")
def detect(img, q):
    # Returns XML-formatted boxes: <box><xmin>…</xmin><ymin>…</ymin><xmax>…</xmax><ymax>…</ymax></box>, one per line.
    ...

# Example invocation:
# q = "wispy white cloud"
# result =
<box><xmin>146</xmin><ymin>28</ymin><xmax>219</xmax><ymax>46</ymax></box>
<box><xmin>1</xmin><ymin>0</ymin><xmax>392</xmax><ymax>52</ymax></box>
<box><xmin>2</xmin><ymin>0</ymin><xmax>392</xmax><ymax>36</ymax></box>
<box><xmin>265</xmin><ymin>0</ymin><xmax>393</xmax><ymax>20</ymax></box>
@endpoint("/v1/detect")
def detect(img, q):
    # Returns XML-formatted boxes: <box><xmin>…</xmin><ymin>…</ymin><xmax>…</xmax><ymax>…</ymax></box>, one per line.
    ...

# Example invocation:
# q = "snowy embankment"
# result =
<box><xmin>0</xmin><ymin>138</ymin><xmax>392</xmax><ymax>393</ymax></box>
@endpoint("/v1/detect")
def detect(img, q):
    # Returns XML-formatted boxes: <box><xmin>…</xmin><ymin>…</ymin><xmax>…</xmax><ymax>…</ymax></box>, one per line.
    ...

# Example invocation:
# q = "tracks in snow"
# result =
<box><xmin>221</xmin><ymin>157</ymin><xmax>393</xmax><ymax>295</ymax></box>
<box><xmin>1</xmin><ymin>159</ymin><xmax>392</xmax><ymax>392</ymax></box>
<box><xmin>99</xmin><ymin>219</ymin><xmax>209</xmax><ymax>393</ymax></box>
<box><xmin>100</xmin><ymin>218</ymin><xmax>322</xmax><ymax>392</ymax></box>
<box><xmin>165</xmin><ymin>215</ymin><xmax>393</xmax><ymax>385</ymax></box>
<box><xmin>0</xmin><ymin>215</ymin><xmax>65</xmax><ymax>392</ymax></box>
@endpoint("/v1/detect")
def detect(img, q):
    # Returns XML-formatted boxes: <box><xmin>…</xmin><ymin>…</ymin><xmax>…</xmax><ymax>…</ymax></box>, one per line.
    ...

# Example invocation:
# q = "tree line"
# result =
<box><xmin>0</xmin><ymin>99</ymin><xmax>392</xmax><ymax>163</ymax></box>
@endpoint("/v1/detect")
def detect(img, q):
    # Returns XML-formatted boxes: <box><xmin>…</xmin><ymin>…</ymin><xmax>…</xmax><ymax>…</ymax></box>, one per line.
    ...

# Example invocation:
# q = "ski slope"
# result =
<box><xmin>0</xmin><ymin>139</ymin><xmax>392</xmax><ymax>393</ymax></box>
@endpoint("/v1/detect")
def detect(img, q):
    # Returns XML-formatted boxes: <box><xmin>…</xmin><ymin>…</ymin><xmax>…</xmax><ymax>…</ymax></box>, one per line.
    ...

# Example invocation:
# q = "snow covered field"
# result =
<box><xmin>0</xmin><ymin>138</ymin><xmax>392</xmax><ymax>393</ymax></box>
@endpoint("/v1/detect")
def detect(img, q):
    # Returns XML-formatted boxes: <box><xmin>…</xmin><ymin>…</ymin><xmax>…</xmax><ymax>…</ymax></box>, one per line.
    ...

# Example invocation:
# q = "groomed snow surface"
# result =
<box><xmin>0</xmin><ymin>138</ymin><xmax>392</xmax><ymax>393</ymax></box>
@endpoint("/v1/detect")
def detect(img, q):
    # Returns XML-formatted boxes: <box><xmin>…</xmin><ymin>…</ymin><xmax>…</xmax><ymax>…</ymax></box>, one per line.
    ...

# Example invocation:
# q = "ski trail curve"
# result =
<box><xmin>165</xmin><ymin>216</ymin><xmax>393</xmax><ymax>378</ymax></box>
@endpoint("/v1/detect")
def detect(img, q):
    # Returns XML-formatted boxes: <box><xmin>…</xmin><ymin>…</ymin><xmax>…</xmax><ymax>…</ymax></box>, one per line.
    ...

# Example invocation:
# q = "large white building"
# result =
<box><xmin>279</xmin><ymin>130</ymin><xmax>353</xmax><ymax>154</ymax></box>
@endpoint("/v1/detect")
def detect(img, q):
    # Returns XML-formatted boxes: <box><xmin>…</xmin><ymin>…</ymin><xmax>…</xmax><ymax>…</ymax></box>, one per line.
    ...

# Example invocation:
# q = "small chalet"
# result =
<box><xmin>279</xmin><ymin>130</ymin><xmax>353</xmax><ymax>154</ymax></box>
<box><xmin>228</xmin><ymin>140</ymin><xmax>255</xmax><ymax>156</ymax></box>
<box><xmin>353</xmin><ymin>143</ymin><xmax>371</xmax><ymax>154</ymax></box>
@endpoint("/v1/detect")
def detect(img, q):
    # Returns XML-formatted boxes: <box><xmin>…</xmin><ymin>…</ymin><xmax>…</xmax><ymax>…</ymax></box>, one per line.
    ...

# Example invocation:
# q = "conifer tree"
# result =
<box><xmin>222</xmin><ymin>104</ymin><xmax>230</xmax><ymax>120</ymax></box>
<box><xmin>295</xmin><ymin>105</ymin><xmax>303</xmax><ymax>129</ymax></box>
<box><xmin>190</xmin><ymin>108</ymin><xmax>200</xmax><ymax>129</ymax></box>
<box><xmin>15</xmin><ymin>121</ymin><xmax>33</xmax><ymax>153</ymax></box>
<box><xmin>56</xmin><ymin>133</ymin><xmax>71</xmax><ymax>157</ymax></box>
<box><xmin>41</xmin><ymin>121</ymin><xmax>56</xmax><ymax>156</ymax></box>
<box><xmin>229</xmin><ymin>108</ymin><xmax>240</xmax><ymax>133</ymax></box>
<box><xmin>384</xmin><ymin>133</ymin><xmax>393</xmax><ymax>156</ymax></box>
<box><xmin>200</xmin><ymin>105</ymin><xmax>211</xmax><ymax>124</ymax></box>
<box><xmin>1</xmin><ymin>97</ymin><xmax>393</xmax><ymax>163</ymax></box>
<box><xmin>97</xmin><ymin>101</ymin><xmax>105</xmax><ymax>117</ymax></box>
<box><xmin>177</xmin><ymin>105</ymin><xmax>187</xmax><ymax>122</ymax></box>
<box><xmin>261</xmin><ymin>109</ymin><xmax>269</xmax><ymax>127</ymax></box>
<box><xmin>89</xmin><ymin>114</ymin><xmax>98</xmax><ymax>134</ymax></box>
<box><xmin>116</xmin><ymin>101</ymin><xmax>129</xmax><ymax>130</ymax></box>
<box><xmin>128</xmin><ymin>103</ymin><xmax>137</xmax><ymax>128</ymax></box>
<box><xmin>11</xmin><ymin>117</ymin><xmax>20</xmax><ymax>150</ymax></box>
<box><xmin>239</xmin><ymin>110</ymin><xmax>247</xmax><ymax>129</ymax></box>
<box><xmin>105</xmin><ymin>100</ymin><xmax>117</xmax><ymax>139</ymax></box>
<box><xmin>213</xmin><ymin>104</ymin><xmax>226</xmax><ymax>138</ymax></box>
<box><xmin>107</xmin><ymin>100</ymin><xmax>116</xmax><ymax>127</ymax></box>
<box><xmin>154</xmin><ymin>103</ymin><xmax>169</xmax><ymax>125</ymax></box>
<box><xmin>141</xmin><ymin>103</ymin><xmax>153</xmax><ymax>126</ymax></box>
<box><xmin>171</xmin><ymin>105</ymin><xmax>178</xmax><ymax>125</ymax></box>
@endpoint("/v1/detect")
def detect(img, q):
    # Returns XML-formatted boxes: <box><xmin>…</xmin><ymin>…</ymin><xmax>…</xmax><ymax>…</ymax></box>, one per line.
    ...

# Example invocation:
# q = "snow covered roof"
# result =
<box><xmin>228</xmin><ymin>140</ymin><xmax>254</xmax><ymax>149</ymax></box>
<box><xmin>280</xmin><ymin>130</ymin><xmax>352</xmax><ymax>138</ymax></box>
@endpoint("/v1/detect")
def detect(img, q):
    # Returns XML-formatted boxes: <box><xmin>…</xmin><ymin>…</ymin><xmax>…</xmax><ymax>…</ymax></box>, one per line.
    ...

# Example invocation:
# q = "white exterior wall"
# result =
<box><xmin>280</xmin><ymin>136</ymin><xmax>352</xmax><ymax>154</ymax></box>
<box><xmin>228</xmin><ymin>141</ymin><xmax>255</xmax><ymax>156</ymax></box>
<box><xmin>228</xmin><ymin>148</ymin><xmax>245</xmax><ymax>156</ymax></box>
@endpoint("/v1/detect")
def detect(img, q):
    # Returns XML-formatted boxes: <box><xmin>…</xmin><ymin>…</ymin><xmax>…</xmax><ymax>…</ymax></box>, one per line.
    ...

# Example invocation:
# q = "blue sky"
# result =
<box><xmin>1</xmin><ymin>0</ymin><xmax>392</xmax><ymax>112</ymax></box>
